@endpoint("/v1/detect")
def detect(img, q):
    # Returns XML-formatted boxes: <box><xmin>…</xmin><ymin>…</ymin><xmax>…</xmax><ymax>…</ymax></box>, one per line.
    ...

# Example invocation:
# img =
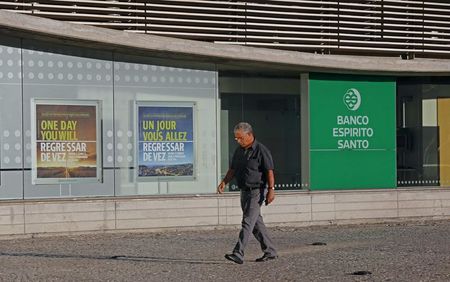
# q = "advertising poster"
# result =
<box><xmin>137</xmin><ymin>103</ymin><xmax>194</xmax><ymax>179</ymax></box>
<box><xmin>32</xmin><ymin>100</ymin><xmax>102</xmax><ymax>184</ymax></box>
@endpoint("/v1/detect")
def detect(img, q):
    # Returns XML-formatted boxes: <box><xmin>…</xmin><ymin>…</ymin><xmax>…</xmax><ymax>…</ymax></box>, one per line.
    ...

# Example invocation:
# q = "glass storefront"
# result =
<box><xmin>2</xmin><ymin>33</ymin><xmax>450</xmax><ymax>201</ymax></box>
<box><xmin>219</xmin><ymin>72</ymin><xmax>303</xmax><ymax>191</ymax></box>
<box><xmin>397</xmin><ymin>77</ymin><xmax>450</xmax><ymax>187</ymax></box>
<box><xmin>0</xmin><ymin>37</ymin><xmax>218</xmax><ymax>199</ymax></box>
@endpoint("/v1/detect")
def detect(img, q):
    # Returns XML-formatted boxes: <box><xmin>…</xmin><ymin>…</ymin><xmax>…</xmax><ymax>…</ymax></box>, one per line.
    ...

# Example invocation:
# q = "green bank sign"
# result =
<box><xmin>309</xmin><ymin>74</ymin><xmax>396</xmax><ymax>190</ymax></box>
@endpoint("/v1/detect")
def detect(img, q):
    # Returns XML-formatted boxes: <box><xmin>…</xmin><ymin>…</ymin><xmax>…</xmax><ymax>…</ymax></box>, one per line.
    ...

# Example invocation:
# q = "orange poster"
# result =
<box><xmin>32</xmin><ymin>101</ymin><xmax>101</xmax><ymax>184</ymax></box>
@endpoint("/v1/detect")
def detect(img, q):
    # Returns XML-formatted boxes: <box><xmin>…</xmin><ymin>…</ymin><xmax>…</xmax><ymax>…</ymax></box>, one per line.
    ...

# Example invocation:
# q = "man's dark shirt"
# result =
<box><xmin>231</xmin><ymin>139</ymin><xmax>274</xmax><ymax>189</ymax></box>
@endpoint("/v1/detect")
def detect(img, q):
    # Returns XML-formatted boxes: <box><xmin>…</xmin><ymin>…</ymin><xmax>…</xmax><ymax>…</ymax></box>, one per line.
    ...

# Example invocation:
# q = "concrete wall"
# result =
<box><xmin>0</xmin><ymin>188</ymin><xmax>449</xmax><ymax>237</ymax></box>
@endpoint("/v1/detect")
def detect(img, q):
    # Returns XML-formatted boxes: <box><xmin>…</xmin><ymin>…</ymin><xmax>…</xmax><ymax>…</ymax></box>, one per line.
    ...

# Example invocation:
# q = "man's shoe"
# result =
<box><xmin>255</xmin><ymin>254</ymin><xmax>278</xmax><ymax>262</ymax></box>
<box><xmin>224</xmin><ymin>253</ymin><xmax>243</xmax><ymax>264</ymax></box>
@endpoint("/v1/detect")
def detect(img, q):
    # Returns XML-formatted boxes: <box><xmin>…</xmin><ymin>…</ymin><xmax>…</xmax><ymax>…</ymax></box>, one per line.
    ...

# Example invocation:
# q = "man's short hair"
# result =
<box><xmin>234</xmin><ymin>122</ymin><xmax>253</xmax><ymax>134</ymax></box>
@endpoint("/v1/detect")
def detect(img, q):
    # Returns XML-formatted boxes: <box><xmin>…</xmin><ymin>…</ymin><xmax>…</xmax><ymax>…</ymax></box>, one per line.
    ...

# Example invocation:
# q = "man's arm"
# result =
<box><xmin>217</xmin><ymin>169</ymin><xmax>235</xmax><ymax>194</ymax></box>
<box><xmin>265</xmin><ymin>169</ymin><xmax>275</xmax><ymax>205</ymax></box>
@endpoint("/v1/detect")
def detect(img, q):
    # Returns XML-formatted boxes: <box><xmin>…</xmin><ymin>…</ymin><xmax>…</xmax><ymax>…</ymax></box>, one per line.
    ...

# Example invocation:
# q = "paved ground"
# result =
<box><xmin>0</xmin><ymin>220</ymin><xmax>449</xmax><ymax>282</ymax></box>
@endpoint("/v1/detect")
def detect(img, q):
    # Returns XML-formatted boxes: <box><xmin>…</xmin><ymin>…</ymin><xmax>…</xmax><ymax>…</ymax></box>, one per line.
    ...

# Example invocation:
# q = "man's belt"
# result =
<box><xmin>239</xmin><ymin>186</ymin><xmax>261</xmax><ymax>191</ymax></box>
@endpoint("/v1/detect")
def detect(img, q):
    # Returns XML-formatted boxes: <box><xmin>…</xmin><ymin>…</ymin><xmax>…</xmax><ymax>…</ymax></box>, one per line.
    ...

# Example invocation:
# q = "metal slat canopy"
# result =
<box><xmin>1</xmin><ymin>0</ymin><xmax>450</xmax><ymax>58</ymax></box>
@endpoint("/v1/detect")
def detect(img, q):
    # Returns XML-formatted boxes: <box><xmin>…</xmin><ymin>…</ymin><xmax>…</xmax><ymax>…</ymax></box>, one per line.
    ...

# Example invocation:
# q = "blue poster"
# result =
<box><xmin>137</xmin><ymin>105</ymin><xmax>194</xmax><ymax>177</ymax></box>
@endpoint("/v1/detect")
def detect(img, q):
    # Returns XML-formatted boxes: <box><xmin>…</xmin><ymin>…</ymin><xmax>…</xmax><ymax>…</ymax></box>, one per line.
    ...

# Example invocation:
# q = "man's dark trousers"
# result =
<box><xmin>233</xmin><ymin>187</ymin><xmax>277</xmax><ymax>259</ymax></box>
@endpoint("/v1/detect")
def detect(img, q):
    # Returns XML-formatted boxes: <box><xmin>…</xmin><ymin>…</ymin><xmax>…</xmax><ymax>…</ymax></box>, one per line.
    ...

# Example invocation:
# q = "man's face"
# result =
<box><xmin>234</xmin><ymin>129</ymin><xmax>253</xmax><ymax>148</ymax></box>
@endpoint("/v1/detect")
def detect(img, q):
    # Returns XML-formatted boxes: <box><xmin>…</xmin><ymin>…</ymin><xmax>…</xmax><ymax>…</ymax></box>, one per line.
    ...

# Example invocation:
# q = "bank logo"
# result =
<box><xmin>343</xmin><ymin>88</ymin><xmax>361</xmax><ymax>111</ymax></box>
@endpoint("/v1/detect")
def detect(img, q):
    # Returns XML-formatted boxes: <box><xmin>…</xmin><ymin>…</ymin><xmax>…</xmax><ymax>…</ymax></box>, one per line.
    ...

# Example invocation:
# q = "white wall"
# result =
<box><xmin>0</xmin><ymin>189</ymin><xmax>449</xmax><ymax>237</ymax></box>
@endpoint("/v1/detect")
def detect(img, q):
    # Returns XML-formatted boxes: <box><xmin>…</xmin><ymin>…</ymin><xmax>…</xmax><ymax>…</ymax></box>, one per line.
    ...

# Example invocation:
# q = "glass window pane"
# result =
<box><xmin>397</xmin><ymin>78</ymin><xmax>450</xmax><ymax>187</ymax></box>
<box><xmin>0</xmin><ymin>37</ymin><xmax>23</xmax><ymax>199</ymax></box>
<box><xmin>22</xmin><ymin>41</ymin><xmax>115</xmax><ymax>198</ymax></box>
<box><xmin>219</xmin><ymin>73</ymin><xmax>302</xmax><ymax>191</ymax></box>
<box><xmin>113</xmin><ymin>54</ymin><xmax>217</xmax><ymax>196</ymax></box>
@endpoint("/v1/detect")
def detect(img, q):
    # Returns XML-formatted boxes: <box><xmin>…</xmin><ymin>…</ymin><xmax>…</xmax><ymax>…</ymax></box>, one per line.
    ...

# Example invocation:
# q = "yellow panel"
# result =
<box><xmin>437</xmin><ymin>98</ymin><xmax>450</xmax><ymax>187</ymax></box>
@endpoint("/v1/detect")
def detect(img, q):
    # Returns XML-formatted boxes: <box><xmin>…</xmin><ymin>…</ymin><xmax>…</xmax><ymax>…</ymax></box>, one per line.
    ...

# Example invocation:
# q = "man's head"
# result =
<box><xmin>234</xmin><ymin>122</ymin><xmax>254</xmax><ymax>148</ymax></box>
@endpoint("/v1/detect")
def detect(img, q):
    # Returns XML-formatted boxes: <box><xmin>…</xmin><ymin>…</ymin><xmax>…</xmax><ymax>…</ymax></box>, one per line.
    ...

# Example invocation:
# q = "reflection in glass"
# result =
<box><xmin>397</xmin><ymin>78</ymin><xmax>450</xmax><ymax>187</ymax></box>
<box><xmin>219</xmin><ymin>73</ymin><xmax>302</xmax><ymax>191</ymax></box>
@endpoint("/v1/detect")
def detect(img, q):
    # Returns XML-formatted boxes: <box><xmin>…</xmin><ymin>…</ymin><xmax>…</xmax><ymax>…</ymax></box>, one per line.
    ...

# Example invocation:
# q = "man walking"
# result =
<box><xmin>217</xmin><ymin>122</ymin><xmax>278</xmax><ymax>264</ymax></box>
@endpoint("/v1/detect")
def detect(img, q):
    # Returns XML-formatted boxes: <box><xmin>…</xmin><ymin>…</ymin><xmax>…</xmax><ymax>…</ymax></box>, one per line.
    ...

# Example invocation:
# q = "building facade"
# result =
<box><xmin>0</xmin><ymin>2</ymin><xmax>449</xmax><ymax>236</ymax></box>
